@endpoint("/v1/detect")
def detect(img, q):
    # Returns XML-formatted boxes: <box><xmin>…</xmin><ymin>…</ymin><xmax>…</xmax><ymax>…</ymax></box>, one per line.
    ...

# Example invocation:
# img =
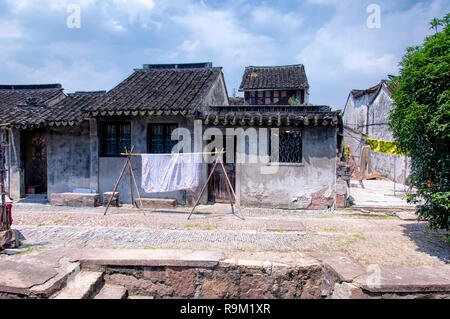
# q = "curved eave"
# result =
<box><xmin>200</xmin><ymin>113</ymin><xmax>339</xmax><ymax>127</ymax></box>
<box><xmin>86</xmin><ymin>109</ymin><xmax>190</xmax><ymax>117</ymax></box>
<box><xmin>7</xmin><ymin>119</ymin><xmax>85</xmax><ymax>130</ymax></box>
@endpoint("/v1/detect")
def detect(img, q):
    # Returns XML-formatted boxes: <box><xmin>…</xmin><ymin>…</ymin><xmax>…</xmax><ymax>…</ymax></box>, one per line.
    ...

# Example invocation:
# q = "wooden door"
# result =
<box><xmin>208</xmin><ymin>136</ymin><xmax>235</xmax><ymax>203</ymax></box>
<box><xmin>23</xmin><ymin>131</ymin><xmax>47</xmax><ymax>194</ymax></box>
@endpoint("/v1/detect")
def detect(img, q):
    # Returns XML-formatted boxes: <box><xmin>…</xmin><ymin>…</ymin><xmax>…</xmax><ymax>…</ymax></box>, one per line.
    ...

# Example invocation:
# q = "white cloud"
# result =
<box><xmin>2</xmin><ymin>59</ymin><xmax>121</xmax><ymax>93</ymax></box>
<box><xmin>1</xmin><ymin>0</ymin><xmax>449</xmax><ymax>107</ymax></box>
<box><xmin>171</xmin><ymin>4</ymin><xmax>277</xmax><ymax>68</ymax></box>
<box><xmin>250</xmin><ymin>5</ymin><xmax>303</xmax><ymax>30</ymax></box>
<box><xmin>0</xmin><ymin>20</ymin><xmax>24</xmax><ymax>39</ymax></box>
<box><xmin>297</xmin><ymin>0</ymin><xmax>448</xmax><ymax>107</ymax></box>
<box><xmin>6</xmin><ymin>0</ymin><xmax>97</xmax><ymax>12</ymax></box>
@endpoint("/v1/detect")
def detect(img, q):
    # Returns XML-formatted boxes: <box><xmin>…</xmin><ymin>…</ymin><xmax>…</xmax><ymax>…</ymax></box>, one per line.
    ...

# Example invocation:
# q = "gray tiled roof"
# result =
<box><xmin>44</xmin><ymin>92</ymin><xmax>105</xmax><ymax>127</ymax></box>
<box><xmin>85</xmin><ymin>67</ymin><xmax>223</xmax><ymax>115</ymax></box>
<box><xmin>239</xmin><ymin>65</ymin><xmax>309</xmax><ymax>91</ymax></box>
<box><xmin>0</xmin><ymin>84</ymin><xmax>65</xmax><ymax>127</ymax></box>
<box><xmin>228</xmin><ymin>97</ymin><xmax>245</xmax><ymax>105</ymax></box>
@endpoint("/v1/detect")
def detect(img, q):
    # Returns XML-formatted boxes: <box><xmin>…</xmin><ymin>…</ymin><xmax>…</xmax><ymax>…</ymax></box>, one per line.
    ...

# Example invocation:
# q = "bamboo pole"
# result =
<box><xmin>104</xmin><ymin>145</ymin><xmax>135</xmax><ymax>216</ymax></box>
<box><xmin>187</xmin><ymin>154</ymin><xmax>221</xmax><ymax>220</ymax></box>
<box><xmin>219</xmin><ymin>159</ymin><xmax>245</xmax><ymax>220</ymax></box>
<box><xmin>126</xmin><ymin>148</ymin><xmax>134</xmax><ymax>207</ymax></box>
<box><xmin>127</xmin><ymin>155</ymin><xmax>144</xmax><ymax>211</ymax></box>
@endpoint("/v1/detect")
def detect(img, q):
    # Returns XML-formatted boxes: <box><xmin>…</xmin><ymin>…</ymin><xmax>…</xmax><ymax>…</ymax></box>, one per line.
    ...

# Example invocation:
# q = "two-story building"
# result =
<box><xmin>240</xmin><ymin>65</ymin><xmax>310</xmax><ymax>106</ymax></box>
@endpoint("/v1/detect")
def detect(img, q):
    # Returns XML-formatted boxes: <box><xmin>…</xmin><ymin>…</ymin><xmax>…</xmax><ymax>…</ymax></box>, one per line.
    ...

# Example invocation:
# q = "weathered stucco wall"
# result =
<box><xmin>371</xmin><ymin>152</ymin><xmax>411</xmax><ymax>185</ymax></box>
<box><xmin>342</xmin><ymin>86</ymin><xmax>411</xmax><ymax>184</ymax></box>
<box><xmin>237</xmin><ymin>126</ymin><xmax>337</xmax><ymax>209</ymax></box>
<box><xmin>342</xmin><ymin>93</ymin><xmax>375</xmax><ymax>135</ymax></box>
<box><xmin>199</xmin><ymin>74</ymin><xmax>229</xmax><ymax>111</ymax></box>
<box><xmin>368</xmin><ymin>87</ymin><xmax>394</xmax><ymax>141</ymax></box>
<box><xmin>47</xmin><ymin>124</ymin><xmax>91</xmax><ymax>195</ymax></box>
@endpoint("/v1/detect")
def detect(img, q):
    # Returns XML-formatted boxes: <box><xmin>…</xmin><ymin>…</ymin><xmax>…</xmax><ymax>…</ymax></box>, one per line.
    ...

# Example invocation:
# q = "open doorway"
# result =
<box><xmin>208</xmin><ymin>135</ymin><xmax>236</xmax><ymax>203</ymax></box>
<box><xmin>21</xmin><ymin>130</ymin><xmax>47</xmax><ymax>195</ymax></box>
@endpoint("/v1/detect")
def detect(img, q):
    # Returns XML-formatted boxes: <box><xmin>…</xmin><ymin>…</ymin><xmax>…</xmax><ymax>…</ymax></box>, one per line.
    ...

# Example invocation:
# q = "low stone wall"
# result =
<box><xmin>1</xmin><ymin>248</ymin><xmax>448</xmax><ymax>299</ymax></box>
<box><xmin>99</xmin><ymin>260</ymin><xmax>323</xmax><ymax>299</ymax></box>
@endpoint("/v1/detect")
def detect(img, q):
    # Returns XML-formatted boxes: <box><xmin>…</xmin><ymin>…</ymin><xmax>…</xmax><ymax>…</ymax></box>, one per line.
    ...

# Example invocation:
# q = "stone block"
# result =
<box><xmin>0</xmin><ymin>229</ymin><xmax>22</xmax><ymax>250</ymax></box>
<box><xmin>240</xmin><ymin>274</ymin><xmax>274</xmax><ymax>299</ymax></box>
<box><xmin>103</xmin><ymin>192</ymin><xmax>120</xmax><ymax>207</ymax></box>
<box><xmin>50</xmin><ymin>193</ymin><xmax>100</xmax><ymax>207</ymax></box>
<box><xmin>143</xmin><ymin>268</ymin><xmax>167</xmax><ymax>283</ymax></box>
<box><xmin>201</xmin><ymin>278</ymin><xmax>239</xmax><ymax>299</ymax></box>
<box><xmin>168</xmin><ymin>268</ymin><xmax>195</xmax><ymax>297</ymax></box>
<box><xmin>105</xmin><ymin>273</ymin><xmax>173</xmax><ymax>297</ymax></box>
<box><xmin>135</xmin><ymin>198</ymin><xmax>177</xmax><ymax>209</ymax></box>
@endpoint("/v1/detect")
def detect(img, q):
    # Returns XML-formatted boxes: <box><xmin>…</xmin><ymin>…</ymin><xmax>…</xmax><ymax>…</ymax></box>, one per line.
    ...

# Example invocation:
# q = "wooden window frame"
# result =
<box><xmin>99</xmin><ymin>121</ymin><xmax>131</xmax><ymax>157</ymax></box>
<box><xmin>147</xmin><ymin>123</ymin><xmax>179</xmax><ymax>154</ymax></box>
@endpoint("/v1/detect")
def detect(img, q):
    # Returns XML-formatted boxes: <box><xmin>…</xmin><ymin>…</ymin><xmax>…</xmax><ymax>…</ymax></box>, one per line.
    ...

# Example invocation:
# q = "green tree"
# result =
<box><xmin>429</xmin><ymin>17</ymin><xmax>442</xmax><ymax>33</ymax></box>
<box><xmin>389</xmin><ymin>14</ymin><xmax>450</xmax><ymax>232</ymax></box>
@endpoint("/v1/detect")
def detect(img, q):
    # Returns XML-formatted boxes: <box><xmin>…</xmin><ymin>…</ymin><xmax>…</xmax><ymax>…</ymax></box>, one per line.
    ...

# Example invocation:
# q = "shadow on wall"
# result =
<box><xmin>400</xmin><ymin>223</ymin><xmax>450</xmax><ymax>264</ymax></box>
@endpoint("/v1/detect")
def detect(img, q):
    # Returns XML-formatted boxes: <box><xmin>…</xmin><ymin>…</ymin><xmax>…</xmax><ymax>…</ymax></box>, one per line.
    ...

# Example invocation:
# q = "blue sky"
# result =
<box><xmin>0</xmin><ymin>0</ymin><xmax>448</xmax><ymax>109</ymax></box>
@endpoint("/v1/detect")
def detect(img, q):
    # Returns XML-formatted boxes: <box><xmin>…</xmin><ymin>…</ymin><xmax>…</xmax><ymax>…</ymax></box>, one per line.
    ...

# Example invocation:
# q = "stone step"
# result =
<box><xmin>52</xmin><ymin>271</ymin><xmax>104</xmax><ymax>299</ymax></box>
<box><xmin>94</xmin><ymin>284</ymin><xmax>128</xmax><ymax>299</ymax></box>
<box><xmin>135</xmin><ymin>198</ymin><xmax>177</xmax><ymax>209</ymax></box>
<box><xmin>50</xmin><ymin>193</ymin><xmax>100</xmax><ymax>207</ymax></box>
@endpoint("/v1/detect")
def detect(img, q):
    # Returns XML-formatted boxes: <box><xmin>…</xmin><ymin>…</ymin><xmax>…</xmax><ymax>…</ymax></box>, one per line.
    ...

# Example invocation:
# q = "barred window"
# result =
<box><xmin>270</xmin><ymin>129</ymin><xmax>302</xmax><ymax>163</ymax></box>
<box><xmin>100</xmin><ymin>122</ymin><xmax>131</xmax><ymax>156</ymax></box>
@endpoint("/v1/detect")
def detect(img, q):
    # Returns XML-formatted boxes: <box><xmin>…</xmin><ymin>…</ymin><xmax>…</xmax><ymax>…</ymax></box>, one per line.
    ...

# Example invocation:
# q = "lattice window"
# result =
<box><xmin>100</xmin><ymin>122</ymin><xmax>131</xmax><ymax>156</ymax></box>
<box><xmin>148</xmin><ymin>124</ymin><xmax>178</xmax><ymax>153</ymax></box>
<box><xmin>270</xmin><ymin>129</ymin><xmax>302</xmax><ymax>163</ymax></box>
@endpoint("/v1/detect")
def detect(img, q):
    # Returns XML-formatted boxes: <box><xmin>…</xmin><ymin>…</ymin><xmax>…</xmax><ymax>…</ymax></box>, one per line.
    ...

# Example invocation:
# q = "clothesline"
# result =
<box><xmin>120</xmin><ymin>151</ymin><xmax>226</xmax><ymax>156</ymax></box>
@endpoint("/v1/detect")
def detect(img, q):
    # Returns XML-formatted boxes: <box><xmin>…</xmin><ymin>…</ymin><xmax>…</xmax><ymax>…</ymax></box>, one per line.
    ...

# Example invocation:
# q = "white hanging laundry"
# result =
<box><xmin>141</xmin><ymin>153</ymin><xmax>201</xmax><ymax>193</ymax></box>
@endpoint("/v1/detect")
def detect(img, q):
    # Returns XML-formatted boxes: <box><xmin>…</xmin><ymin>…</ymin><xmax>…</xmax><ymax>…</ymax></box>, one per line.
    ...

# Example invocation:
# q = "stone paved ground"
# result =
<box><xmin>5</xmin><ymin>203</ymin><xmax>449</xmax><ymax>267</ymax></box>
<box><xmin>2</xmin><ymin>204</ymin><xmax>450</xmax><ymax>266</ymax></box>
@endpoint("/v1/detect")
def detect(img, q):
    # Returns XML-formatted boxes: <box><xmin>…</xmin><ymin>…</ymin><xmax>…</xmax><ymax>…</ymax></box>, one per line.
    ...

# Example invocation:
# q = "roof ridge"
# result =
<box><xmin>246</xmin><ymin>64</ymin><xmax>304</xmax><ymax>68</ymax></box>
<box><xmin>0</xmin><ymin>84</ymin><xmax>62</xmax><ymax>90</ymax></box>
<box><xmin>135</xmin><ymin>66</ymin><xmax>222</xmax><ymax>72</ymax></box>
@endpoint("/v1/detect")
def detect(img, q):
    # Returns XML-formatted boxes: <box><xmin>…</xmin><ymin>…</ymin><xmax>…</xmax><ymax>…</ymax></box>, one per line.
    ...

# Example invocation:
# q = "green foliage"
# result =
<box><xmin>389</xmin><ymin>15</ymin><xmax>450</xmax><ymax>232</ymax></box>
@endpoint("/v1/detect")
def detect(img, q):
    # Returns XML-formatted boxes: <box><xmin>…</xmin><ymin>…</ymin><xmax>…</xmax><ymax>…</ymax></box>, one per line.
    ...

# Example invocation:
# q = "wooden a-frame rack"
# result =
<box><xmin>188</xmin><ymin>148</ymin><xmax>244</xmax><ymax>220</ymax></box>
<box><xmin>104</xmin><ymin>147</ymin><xmax>244</xmax><ymax>221</ymax></box>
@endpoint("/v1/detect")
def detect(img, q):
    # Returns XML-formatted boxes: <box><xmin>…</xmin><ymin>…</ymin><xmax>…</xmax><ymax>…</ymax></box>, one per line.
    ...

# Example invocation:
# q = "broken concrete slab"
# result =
<box><xmin>30</xmin><ymin>260</ymin><xmax>80</xmax><ymax>298</ymax></box>
<box><xmin>77</xmin><ymin>249</ymin><xmax>224</xmax><ymax>269</ymax></box>
<box><xmin>0</xmin><ymin>261</ymin><xmax>58</xmax><ymax>296</ymax></box>
<box><xmin>354</xmin><ymin>265</ymin><xmax>450</xmax><ymax>293</ymax></box>
<box><xmin>308</xmin><ymin>252</ymin><xmax>367</xmax><ymax>282</ymax></box>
